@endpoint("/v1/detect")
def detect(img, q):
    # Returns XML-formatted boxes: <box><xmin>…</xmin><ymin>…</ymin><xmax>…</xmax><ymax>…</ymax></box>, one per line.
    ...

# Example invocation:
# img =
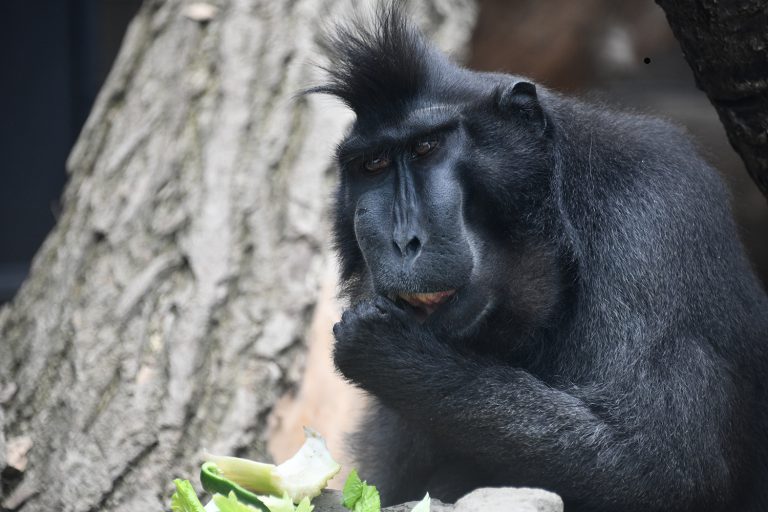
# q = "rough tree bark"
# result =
<box><xmin>0</xmin><ymin>1</ymin><xmax>475</xmax><ymax>511</ymax></box>
<box><xmin>656</xmin><ymin>0</ymin><xmax>768</xmax><ymax>200</ymax></box>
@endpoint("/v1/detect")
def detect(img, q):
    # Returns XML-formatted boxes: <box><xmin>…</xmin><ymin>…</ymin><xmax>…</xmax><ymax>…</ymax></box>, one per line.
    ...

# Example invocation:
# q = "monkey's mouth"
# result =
<box><xmin>395</xmin><ymin>290</ymin><xmax>456</xmax><ymax>319</ymax></box>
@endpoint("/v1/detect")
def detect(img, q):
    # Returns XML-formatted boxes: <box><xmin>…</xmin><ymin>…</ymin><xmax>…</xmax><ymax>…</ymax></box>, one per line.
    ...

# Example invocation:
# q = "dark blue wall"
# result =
<box><xmin>0</xmin><ymin>0</ymin><xmax>141</xmax><ymax>302</ymax></box>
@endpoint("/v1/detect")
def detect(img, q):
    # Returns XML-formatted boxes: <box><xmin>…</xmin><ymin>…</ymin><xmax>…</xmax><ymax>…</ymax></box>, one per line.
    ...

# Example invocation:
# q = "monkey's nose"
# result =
<box><xmin>393</xmin><ymin>234</ymin><xmax>422</xmax><ymax>260</ymax></box>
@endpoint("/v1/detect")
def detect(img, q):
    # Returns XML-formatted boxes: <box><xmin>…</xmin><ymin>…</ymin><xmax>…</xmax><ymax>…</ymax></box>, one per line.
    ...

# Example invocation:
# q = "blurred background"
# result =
<box><xmin>0</xmin><ymin>0</ymin><xmax>143</xmax><ymax>302</ymax></box>
<box><xmin>1</xmin><ymin>0</ymin><xmax>766</xmax><ymax>304</ymax></box>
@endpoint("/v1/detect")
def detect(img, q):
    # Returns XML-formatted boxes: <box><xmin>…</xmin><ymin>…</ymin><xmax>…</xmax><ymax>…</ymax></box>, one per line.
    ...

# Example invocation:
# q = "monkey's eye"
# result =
<box><xmin>412</xmin><ymin>140</ymin><xmax>438</xmax><ymax>158</ymax></box>
<box><xmin>364</xmin><ymin>155</ymin><xmax>390</xmax><ymax>173</ymax></box>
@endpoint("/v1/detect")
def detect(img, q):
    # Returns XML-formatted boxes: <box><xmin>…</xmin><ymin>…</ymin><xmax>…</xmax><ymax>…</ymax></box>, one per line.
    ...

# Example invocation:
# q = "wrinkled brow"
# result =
<box><xmin>336</xmin><ymin>104</ymin><xmax>461</xmax><ymax>163</ymax></box>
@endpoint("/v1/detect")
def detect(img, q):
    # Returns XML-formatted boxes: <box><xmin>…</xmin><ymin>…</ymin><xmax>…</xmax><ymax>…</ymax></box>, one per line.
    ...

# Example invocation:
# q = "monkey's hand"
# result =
<box><xmin>333</xmin><ymin>296</ymin><xmax>446</xmax><ymax>397</ymax></box>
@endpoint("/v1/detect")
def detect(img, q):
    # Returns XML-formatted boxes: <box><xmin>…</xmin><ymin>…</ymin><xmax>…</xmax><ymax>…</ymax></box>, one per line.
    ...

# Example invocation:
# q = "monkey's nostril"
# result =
<box><xmin>405</xmin><ymin>237</ymin><xmax>421</xmax><ymax>256</ymax></box>
<box><xmin>393</xmin><ymin>234</ymin><xmax>423</xmax><ymax>259</ymax></box>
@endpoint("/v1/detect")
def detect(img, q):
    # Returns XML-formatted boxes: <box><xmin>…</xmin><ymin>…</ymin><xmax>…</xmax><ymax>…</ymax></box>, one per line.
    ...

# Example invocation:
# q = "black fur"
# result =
<box><xmin>311</xmin><ymin>6</ymin><xmax>768</xmax><ymax>512</ymax></box>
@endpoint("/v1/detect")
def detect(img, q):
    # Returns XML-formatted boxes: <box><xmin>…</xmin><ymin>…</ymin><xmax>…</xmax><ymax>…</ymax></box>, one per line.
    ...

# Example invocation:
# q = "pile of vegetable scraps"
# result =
<box><xmin>170</xmin><ymin>427</ymin><xmax>430</xmax><ymax>512</ymax></box>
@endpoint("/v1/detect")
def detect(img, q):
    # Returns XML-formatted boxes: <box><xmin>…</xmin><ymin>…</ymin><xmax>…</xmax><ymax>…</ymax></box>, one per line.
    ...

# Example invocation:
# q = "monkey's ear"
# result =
<box><xmin>495</xmin><ymin>81</ymin><xmax>546</xmax><ymax>132</ymax></box>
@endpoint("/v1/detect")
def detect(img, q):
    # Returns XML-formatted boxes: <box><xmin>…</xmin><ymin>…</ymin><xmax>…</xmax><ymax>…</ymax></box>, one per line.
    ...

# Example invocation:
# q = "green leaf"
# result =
<box><xmin>170</xmin><ymin>479</ymin><xmax>206</xmax><ymax>512</ymax></box>
<box><xmin>342</xmin><ymin>470</ymin><xmax>380</xmax><ymax>512</ymax></box>
<box><xmin>215</xmin><ymin>491</ymin><xmax>314</xmax><ymax>512</ymax></box>
<box><xmin>342</xmin><ymin>470</ymin><xmax>364</xmax><ymax>509</ymax></box>
<box><xmin>258</xmin><ymin>493</ymin><xmax>295</xmax><ymax>512</ymax></box>
<box><xmin>353</xmin><ymin>484</ymin><xmax>380</xmax><ymax>512</ymax></box>
<box><xmin>410</xmin><ymin>493</ymin><xmax>430</xmax><ymax>512</ymax></box>
<box><xmin>295</xmin><ymin>497</ymin><xmax>314</xmax><ymax>512</ymax></box>
<box><xmin>259</xmin><ymin>492</ymin><xmax>314</xmax><ymax>512</ymax></box>
<box><xmin>200</xmin><ymin>462</ymin><xmax>270</xmax><ymax>510</ymax></box>
<box><xmin>213</xmin><ymin>492</ymin><xmax>265</xmax><ymax>512</ymax></box>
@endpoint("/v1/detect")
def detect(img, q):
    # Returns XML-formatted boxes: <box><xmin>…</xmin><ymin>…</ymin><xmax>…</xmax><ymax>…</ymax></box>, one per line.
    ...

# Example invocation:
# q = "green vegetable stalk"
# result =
<box><xmin>171</xmin><ymin>479</ymin><xmax>207</xmax><ymax>512</ymax></box>
<box><xmin>204</xmin><ymin>428</ymin><xmax>341</xmax><ymax>504</ymax></box>
<box><xmin>200</xmin><ymin>462</ymin><xmax>270</xmax><ymax>511</ymax></box>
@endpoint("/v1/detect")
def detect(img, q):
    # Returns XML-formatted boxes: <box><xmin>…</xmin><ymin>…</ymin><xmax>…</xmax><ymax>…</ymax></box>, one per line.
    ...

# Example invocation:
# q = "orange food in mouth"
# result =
<box><xmin>397</xmin><ymin>290</ymin><xmax>456</xmax><ymax>316</ymax></box>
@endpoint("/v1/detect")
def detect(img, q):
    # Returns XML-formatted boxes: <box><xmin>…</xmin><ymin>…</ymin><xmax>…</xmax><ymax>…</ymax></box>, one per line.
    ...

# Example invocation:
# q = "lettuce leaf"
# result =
<box><xmin>355</xmin><ymin>485</ymin><xmax>380</xmax><ymax>512</ymax></box>
<box><xmin>214</xmin><ymin>492</ymin><xmax>269</xmax><ymax>512</ymax></box>
<box><xmin>341</xmin><ymin>470</ymin><xmax>380</xmax><ymax>512</ymax></box>
<box><xmin>210</xmin><ymin>491</ymin><xmax>313</xmax><ymax>512</ymax></box>
<box><xmin>259</xmin><ymin>493</ymin><xmax>314</xmax><ymax>512</ymax></box>
<box><xmin>342</xmin><ymin>470</ymin><xmax>365</xmax><ymax>509</ymax></box>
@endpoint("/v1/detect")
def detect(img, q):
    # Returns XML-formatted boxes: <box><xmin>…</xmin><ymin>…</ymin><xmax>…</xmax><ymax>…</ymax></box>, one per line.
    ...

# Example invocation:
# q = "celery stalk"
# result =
<box><xmin>171</xmin><ymin>479</ymin><xmax>207</xmax><ymax>512</ymax></box>
<box><xmin>202</xmin><ymin>457</ymin><xmax>282</xmax><ymax>497</ymax></box>
<box><xmin>205</xmin><ymin>428</ymin><xmax>340</xmax><ymax>504</ymax></box>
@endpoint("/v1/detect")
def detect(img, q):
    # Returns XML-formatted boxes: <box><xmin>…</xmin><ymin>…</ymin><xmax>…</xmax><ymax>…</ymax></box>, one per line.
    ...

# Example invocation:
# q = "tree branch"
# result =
<box><xmin>656</xmin><ymin>0</ymin><xmax>768</xmax><ymax>200</ymax></box>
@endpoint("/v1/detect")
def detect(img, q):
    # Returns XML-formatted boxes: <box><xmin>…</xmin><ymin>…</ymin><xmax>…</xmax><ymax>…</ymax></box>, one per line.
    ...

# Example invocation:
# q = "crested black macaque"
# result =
<box><xmin>308</xmin><ymin>6</ymin><xmax>768</xmax><ymax>512</ymax></box>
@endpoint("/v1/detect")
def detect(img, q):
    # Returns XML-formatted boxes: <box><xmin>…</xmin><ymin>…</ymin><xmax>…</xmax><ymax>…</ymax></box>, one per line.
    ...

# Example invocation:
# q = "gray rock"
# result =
<box><xmin>313</xmin><ymin>489</ymin><xmax>453</xmax><ymax>512</ymax></box>
<box><xmin>312</xmin><ymin>487</ymin><xmax>562</xmax><ymax>512</ymax></box>
<box><xmin>453</xmin><ymin>487</ymin><xmax>563</xmax><ymax>512</ymax></box>
<box><xmin>383</xmin><ymin>497</ymin><xmax>452</xmax><ymax>512</ymax></box>
<box><xmin>312</xmin><ymin>490</ymin><xmax>346</xmax><ymax>511</ymax></box>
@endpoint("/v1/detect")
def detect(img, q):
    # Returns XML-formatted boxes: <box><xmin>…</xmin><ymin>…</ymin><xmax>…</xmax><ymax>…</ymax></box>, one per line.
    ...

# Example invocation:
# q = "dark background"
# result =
<box><xmin>0</xmin><ymin>0</ymin><xmax>142</xmax><ymax>301</ymax></box>
<box><xmin>1</xmin><ymin>0</ymin><xmax>766</xmax><ymax>303</ymax></box>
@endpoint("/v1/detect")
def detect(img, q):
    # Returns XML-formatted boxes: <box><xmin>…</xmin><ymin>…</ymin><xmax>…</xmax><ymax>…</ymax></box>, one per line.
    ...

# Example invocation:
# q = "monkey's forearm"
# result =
<box><xmin>356</xmin><ymin>347</ymin><xmax>724</xmax><ymax>510</ymax></box>
<box><xmin>371</xmin><ymin>355</ymin><xmax>611</xmax><ymax>474</ymax></box>
<box><xmin>340</xmin><ymin>335</ymin><xmax>611</xmax><ymax>476</ymax></box>
<box><xmin>333</xmin><ymin>300</ymin><xmax>732</xmax><ymax>510</ymax></box>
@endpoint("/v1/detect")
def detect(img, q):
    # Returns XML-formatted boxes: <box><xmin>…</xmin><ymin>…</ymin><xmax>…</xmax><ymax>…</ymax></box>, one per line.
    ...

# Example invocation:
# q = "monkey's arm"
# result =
<box><xmin>333</xmin><ymin>298</ymin><xmax>736</xmax><ymax>511</ymax></box>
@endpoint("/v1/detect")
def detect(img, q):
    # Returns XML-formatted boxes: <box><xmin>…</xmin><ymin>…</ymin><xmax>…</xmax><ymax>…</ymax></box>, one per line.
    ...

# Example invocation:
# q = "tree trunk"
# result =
<box><xmin>0</xmin><ymin>1</ymin><xmax>475</xmax><ymax>511</ymax></box>
<box><xmin>656</xmin><ymin>0</ymin><xmax>768</xmax><ymax>200</ymax></box>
